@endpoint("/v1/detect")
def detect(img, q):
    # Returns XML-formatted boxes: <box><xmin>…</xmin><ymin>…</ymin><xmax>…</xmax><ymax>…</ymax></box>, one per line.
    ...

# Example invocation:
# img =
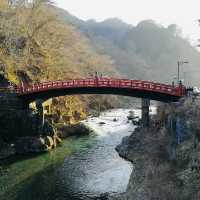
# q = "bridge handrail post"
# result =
<box><xmin>20</xmin><ymin>81</ymin><xmax>25</xmax><ymax>93</ymax></box>
<box><xmin>95</xmin><ymin>76</ymin><xmax>98</xmax><ymax>87</ymax></box>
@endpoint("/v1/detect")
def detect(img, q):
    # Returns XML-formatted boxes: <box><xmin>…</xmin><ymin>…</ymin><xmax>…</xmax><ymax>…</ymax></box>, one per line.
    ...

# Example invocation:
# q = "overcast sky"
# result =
<box><xmin>55</xmin><ymin>0</ymin><xmax>200</xmax><ymax>45</ymax></box>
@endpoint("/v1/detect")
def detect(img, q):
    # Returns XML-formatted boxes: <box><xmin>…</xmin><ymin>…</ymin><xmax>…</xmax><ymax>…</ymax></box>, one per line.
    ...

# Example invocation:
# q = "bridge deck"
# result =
<box><xmin>16</xmin><ymin>78</ymin><xmax>186</xmax><ymax>102</ymax></box>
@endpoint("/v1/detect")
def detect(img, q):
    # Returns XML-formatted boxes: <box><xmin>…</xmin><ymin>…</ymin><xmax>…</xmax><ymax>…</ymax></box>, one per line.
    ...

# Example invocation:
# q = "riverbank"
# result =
<box><xmin>0</xmin><ymin>121</ymin><xmax>93</xmax><ymax>161</ymax></box>
<box><xmin>112</xmin><ymin>97</ymin><xmax>200</xmax><ymax>200</ymax></box>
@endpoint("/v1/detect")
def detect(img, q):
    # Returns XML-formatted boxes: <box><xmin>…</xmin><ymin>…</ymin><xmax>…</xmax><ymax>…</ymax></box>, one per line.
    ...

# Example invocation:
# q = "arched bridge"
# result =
<box><xmin>16</xmin><ymin>78</ymin><xmax>186</xmax><ymax>103</ymax></box>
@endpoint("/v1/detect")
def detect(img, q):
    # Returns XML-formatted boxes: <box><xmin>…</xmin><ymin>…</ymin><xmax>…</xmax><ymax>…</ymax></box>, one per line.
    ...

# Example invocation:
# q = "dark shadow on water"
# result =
<box><xmin>0</xmin><ymin>152</ymin><xmax>47</xmax><ymax>166</ymax></box>
<box><xmin>1</xmin><ymin>164</ymin><xmax>62</xmax><ymax>200</ymax></box>
<box><xmin>0</xmin><ymin>135</ymin><xmax>97</xmax><ymax>200</ymax></box>
<box><xmin>0</xmin><ymin>157</ymin><xmax>99</xmax><ymax>200</ymax></box>
<box><xmin>0</xmin><ymin>134</ymin><xmax>91</xmax><ymax>166</ymax></box>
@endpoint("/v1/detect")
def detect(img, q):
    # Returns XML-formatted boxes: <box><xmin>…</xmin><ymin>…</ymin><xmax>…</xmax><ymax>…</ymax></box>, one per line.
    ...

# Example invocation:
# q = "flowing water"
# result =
<box><xmin>0</xmin><ymin>108</ymin><xmax>141</xmax><ymax>200</ymax></box>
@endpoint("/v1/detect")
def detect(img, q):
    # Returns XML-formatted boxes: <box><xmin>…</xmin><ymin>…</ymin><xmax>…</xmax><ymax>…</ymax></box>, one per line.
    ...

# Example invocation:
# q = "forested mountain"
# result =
<box><xmin>54</xmin><ymin>6</ymin><xmax>200</xmax><ymax>86</ymax></box>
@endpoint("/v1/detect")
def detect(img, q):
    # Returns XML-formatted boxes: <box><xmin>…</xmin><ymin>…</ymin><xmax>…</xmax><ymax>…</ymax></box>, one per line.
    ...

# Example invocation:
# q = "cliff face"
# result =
<box><xmin>114</xmin><ymin>97</ymin><xmax>200</xmax><ymax>200</ymax></box>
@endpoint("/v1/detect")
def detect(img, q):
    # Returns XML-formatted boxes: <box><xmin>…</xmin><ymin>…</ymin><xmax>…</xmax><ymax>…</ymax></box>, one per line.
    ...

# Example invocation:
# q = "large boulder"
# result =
<box><xmin>0</xmin><ymin>143</ymin><xmax>16</xmax><ymax>160</ymax></box>
<box><xmin>45</xmin><ymin>136</ymin><xmax>54</xmax><ymax>150</ymax></box>
<box><xmin>15</xmin><ymin>137</ymin><xmax>47</xmax><ymax>154</ymax></box>
<box><xmin>14</xmin><ymin>134</ymin><xmax>62</xmax><ymax>154</ymax></box>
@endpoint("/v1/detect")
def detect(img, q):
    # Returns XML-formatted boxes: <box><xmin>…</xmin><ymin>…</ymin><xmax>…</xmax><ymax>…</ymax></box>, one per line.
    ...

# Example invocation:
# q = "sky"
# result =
<box><xmin>54</xmin><ymin>0</ymin><xmax>200</xmax><ymax>45</ymax></box>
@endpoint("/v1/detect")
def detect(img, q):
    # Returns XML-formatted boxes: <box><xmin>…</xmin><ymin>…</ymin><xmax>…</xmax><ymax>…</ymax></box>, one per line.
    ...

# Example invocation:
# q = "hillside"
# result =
<box><xmin>54</xmin><ymin>6</ymin><xmax>200</xmax><ymax>86</ymax></box>
<box><xmin>85</xmin><ymin>20</ymin><xmax>200</xmax><ymax>85</ymax></box>
<box><xmin>0</xmin><ymin>0</ymin><xmax>120</xmax><ymax>124</ymax></box>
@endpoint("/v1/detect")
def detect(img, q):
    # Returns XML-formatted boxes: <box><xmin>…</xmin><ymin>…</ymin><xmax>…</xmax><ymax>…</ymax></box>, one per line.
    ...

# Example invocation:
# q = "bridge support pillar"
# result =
<box><xmin>141</xmin><ymin>98</ymin><xmax>150</xmax><ymax>128</ymax></box>
<box><xmin>35</xmin><ymin>99</ymin><xmax>44</xmax><ymax>134</ymax></box>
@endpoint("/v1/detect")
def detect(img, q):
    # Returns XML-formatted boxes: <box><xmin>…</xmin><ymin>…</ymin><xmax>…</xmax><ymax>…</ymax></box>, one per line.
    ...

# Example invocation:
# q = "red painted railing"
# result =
<box><xmin>16</xmin><ymin>78</ymin><xmax>186</xmax><ymax>97</ymax></box>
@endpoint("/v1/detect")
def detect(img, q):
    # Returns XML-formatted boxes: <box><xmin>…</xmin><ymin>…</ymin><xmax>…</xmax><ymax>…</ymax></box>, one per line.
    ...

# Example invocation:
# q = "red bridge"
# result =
<box><xmin>16</xmin><ymin>78</ymin><xmax>186</xmax><ymax>103</ymax></box>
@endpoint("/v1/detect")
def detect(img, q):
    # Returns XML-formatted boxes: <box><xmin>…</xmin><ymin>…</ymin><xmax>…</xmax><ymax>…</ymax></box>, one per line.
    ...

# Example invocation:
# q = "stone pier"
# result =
<box><xmin>35</xmin><ymin>99</ymin><xmax>45</xmax><ymax>134</ymax></box>
<box><xmin>141</xmin><ymin>98</ymin><xmax>150</xmax><ymax>127</ymax></box>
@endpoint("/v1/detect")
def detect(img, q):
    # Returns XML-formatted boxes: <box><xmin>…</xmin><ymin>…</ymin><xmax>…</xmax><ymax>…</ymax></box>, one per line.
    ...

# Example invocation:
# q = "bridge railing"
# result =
<box><xmin>16</xmin><ymin>78</ymin><xmax>186</xmax><ymax>97</ymax></box>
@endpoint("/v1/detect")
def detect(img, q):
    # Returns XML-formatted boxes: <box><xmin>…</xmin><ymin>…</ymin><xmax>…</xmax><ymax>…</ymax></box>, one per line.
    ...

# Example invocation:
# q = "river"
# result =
<box><xmin>0</xmin><ymin>108</ymin><xmax>141</xmax><ymax>200</ymax></box>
